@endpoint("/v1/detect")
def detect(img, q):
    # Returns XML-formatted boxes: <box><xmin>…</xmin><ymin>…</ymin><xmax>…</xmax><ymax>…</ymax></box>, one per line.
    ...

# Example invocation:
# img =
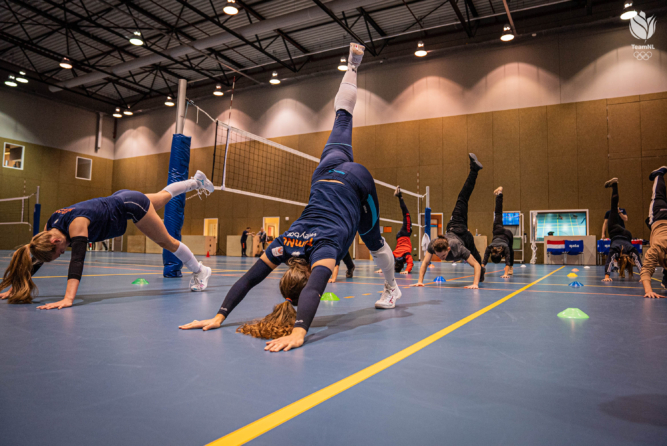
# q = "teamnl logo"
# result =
<box><xmin>630</xmin><ymin>12</ymin><xmax>657</xmax><ymax>61</ymax></box>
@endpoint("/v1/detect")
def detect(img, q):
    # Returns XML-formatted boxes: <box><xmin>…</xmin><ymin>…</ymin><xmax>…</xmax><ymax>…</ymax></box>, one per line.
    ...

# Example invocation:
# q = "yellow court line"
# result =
<box><xmin>207</xmin><ymin>265</ymin><xmax>566</xmax><ymax>446</ymax></box>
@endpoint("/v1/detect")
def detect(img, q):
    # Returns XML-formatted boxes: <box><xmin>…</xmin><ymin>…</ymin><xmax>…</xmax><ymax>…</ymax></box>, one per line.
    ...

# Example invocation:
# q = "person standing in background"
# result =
<box><xmin>241</xmin><ymin>227</ymin><xmax>254</xmax><ymax>257</ymax></box>
<box><xmin>256</xmin><ymin>227</ymin><xmax>267</xmax><ymax>256</ymax></box>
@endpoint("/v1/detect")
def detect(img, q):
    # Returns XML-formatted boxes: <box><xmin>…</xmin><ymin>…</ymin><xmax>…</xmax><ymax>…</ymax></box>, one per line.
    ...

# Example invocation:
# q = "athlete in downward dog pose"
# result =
<box><xmin>481</xmin><ymin>187</ymin><xmax>514</xmax><ymax>279</ymax></box>
<box><xmin>0</xmin><ymin>172</ymin><xmax>215</xmax><ymax>308</ymax></box>
<box><xmin>602</xmin><ymin>178</ymin><xmax>641</xmax><ymax>282</ymax></box>
<box><xmin>376</xmin><ymin>187</ymin><xmax>413</xmax><ymax>274</ymax></box>
<box><xmin>179</xmin><ymin>43</ymin><xmax>402</xmax><ymax>352</ymax></box>
<box><xmin>411</xmin><ymin>155</ymin><xmax>485</xmax><ymax>288</ymax></box>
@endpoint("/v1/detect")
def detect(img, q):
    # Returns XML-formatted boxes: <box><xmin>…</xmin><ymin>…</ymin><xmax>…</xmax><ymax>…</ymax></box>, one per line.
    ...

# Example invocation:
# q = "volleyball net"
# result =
<box><xmin>0</xmin><ymin>187</ymin><xmax>39</xmax><ymax>233</ymax></box>
<box><xmin>209</xmin><ymin>118</ymin><xmax>427</xmax><ymax>228</ymax></box>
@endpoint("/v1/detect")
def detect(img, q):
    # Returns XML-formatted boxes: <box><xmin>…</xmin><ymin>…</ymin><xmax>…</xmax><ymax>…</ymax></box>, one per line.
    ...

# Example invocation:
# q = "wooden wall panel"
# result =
<box><xmin>466</xmin><ymin>113</ymin><xmax>493</xmax><ymax>213</ymax></box>
<box><xmin>419</xmin><ymin>118</ymin><xmax>442</xmax><ymax>167</ymax></box>
<box><xmin>641</xmin><ymin>99</ymin><xmax>667</xmax><ymax>153</ymax></box>
<box><xmin>420</xmin><ymin>165</ymin><xmax>443</xmax><ymax>214</ymax></box>
<box><xmin>547</xmin><ymin>103</ymin><xmax>577</xmax><ymax>159</ymax></box>
<box><xmin>375</xmin><ymin>123</ymin><xmax>399</xmax><ymax>169</ymax></box>
<box><xmin>351</xmin><ymin>125</ymin><xmax>376</xmax><ymax>169</ymax></box>
<box><xmin>519</xmin><ymin>107</ymin><xmax>549</xmax><ymax>211</ymax></box>
<box><xmin>493</xmin><ymin>109</ymin><xmax>520</xmax><ymax>211</ymax></box>
<box><xmin>548</xmin><ymin>157</ymin><xmax>578</xmax><ymax>209</ymax></box>
<box><xmin>608</xmin><ymin>102</ymin><xmax>641</xmax><ymax>156</ymax></box>
<box><xmin>576</xmin><ymin>100</ymin><xmax>608</xmax><ymax>162</ymax></box>
<box><xmin>395</xmin><ymin>121</ymin><xmax>420</xmax><ymax>168</ymax></box>
<box><xmin>442</xmin><ymin>115</ymin><xmax>468</xmax><ymax>214</ymax></box>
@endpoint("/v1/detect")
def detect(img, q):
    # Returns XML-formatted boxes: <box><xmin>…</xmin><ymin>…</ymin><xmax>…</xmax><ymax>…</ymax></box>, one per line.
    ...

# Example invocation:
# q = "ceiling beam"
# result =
<box><xmin>448</xmin><ymin>0</ymin><xmax>473</xmax><ymax>37</ymax></box>
<box><xmin>172</xmin><ymin>0</ymin><xmax>299</xmax><ymax>72</ymax></box>
<box><xmin>311</xmin><ymin>0</ymin><xmax>377</xmax><ymax>56</ymax></box>
<box><xmin>235</xmin><ymin>0</ymin><xmax>309</xmax><ymax>54</ymax></box>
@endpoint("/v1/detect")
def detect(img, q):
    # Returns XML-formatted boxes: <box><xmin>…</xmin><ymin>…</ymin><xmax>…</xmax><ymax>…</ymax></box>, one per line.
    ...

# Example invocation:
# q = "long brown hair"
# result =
<box><xmin>1</xmin><ymin>231</ymin><xmax>56</xmax><ymax>304</ymax></box>
<box><xmin>237</xmin><ymin>258</ymin><xmax>311</xmax><ymax>339</ymax></box>
<box><xmin>490</xmin><ymin>246</ymin><xmax>504</xmax><ymax>263</ymax></box>
<box><xmin>432</xmin><ymin>235</ymin><xmax>449</xmax><ymax>253</ymax></box>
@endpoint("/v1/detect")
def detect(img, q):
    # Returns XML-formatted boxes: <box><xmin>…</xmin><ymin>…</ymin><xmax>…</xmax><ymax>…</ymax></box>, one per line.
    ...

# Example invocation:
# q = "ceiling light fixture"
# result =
<box><xmin>165</xmin><ymin>96</ymin><xmax>175</xmax><ymax>107</ymax></box>
<box><xmin>223</xmin><ymin>0</ymin><xmax>238</xmax><ymax>15</ymax></box>
<box><xmin>213</xmin><ymin>84</ymin><xmax>224</xmax><ymax>96</ymax></box>
<box><xmin>60</xmin><ymin>57</ymin><xmax>72</xmax><ymax>69</ymax></box>
<box><xmin>269</xmin><ymin>71</ymin><xmax>281</xmax><ymax>85</ymax></box>
<box><xmin>337</xmin><ymin>57</ymin><xmax>348</xmax><ymax>71</ymax></box>
<box><xmin>113</xmin><ymin>107</ymin><xmax>123</xmax><ymax>118</ymax></box>
<box><xmin>129</xmin><ymin>31</ymin><xmax>144</xmax><ymax>46</ymax></box>
<box><xmin>500</xmin><ymin>24</ymin><xmax>515</xmax><ymax>41</ymax></box>
<box><xmin>620</xmin><ymin>1</ymin><xmax>637</xmax><ymax>20</ymax></box>
<box><xmin>15</xmin><ymin>71</ymin><xmax>28</xmax><ymax>83</ymax></box>
<box><xmin>123</xmin><ymin>108</ymin><xmax>133</xmax><ymax>116</ymax></box>
<box><xmin>415</xmin><ymin>41</ymin><xmax>427</xmax><ymax>57</ymax></box>
<box><xmin>5</xmin><ymin>75</ymin><xmax>17</xmax><ymax>87</ymax></box>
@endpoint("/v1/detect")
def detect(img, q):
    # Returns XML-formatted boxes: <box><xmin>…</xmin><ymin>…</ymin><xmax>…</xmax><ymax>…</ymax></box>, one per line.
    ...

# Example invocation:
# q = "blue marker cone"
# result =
<box><xmin>434</xmin><ymin>276</ymin><xmax>446</xmax><ymax>283</ymax></box>
<box><xmin>568</xmin><ymin>281</ymin><xmax>584</xmax><ymax>287</ymax></box>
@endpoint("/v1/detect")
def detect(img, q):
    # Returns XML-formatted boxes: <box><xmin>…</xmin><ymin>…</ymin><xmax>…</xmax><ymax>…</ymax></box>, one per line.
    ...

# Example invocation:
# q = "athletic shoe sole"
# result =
<box><xmin>469</xmin><ymin>153</ymin><xmax>483</xmax><ymax>170</ymax></box>
<box><xmin>649</xmin><ymin>167</ymin><xmax>667</xmax><ymax>181</ymax></box>
<box><xmin>604</xmin><ymin>178</ymin><xmax>618</xmax><ymax>188</ymax></box>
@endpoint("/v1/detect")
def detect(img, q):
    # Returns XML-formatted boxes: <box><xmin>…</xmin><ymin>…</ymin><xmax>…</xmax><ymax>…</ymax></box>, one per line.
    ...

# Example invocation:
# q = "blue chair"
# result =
<box><xmin>565</xmin><ymin>240</ymin><xmax>584</xmax><ymax>265</ymax></box>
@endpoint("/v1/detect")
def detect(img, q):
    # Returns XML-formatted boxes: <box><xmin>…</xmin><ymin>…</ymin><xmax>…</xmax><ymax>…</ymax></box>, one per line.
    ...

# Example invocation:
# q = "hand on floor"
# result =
<box><xmin>501</xmin><ymin>274</ymin><xmax>510</xmax><ymax>279</ymax></box>
<box><xmin>179</xmin><ymin>317</ymin><xmax>222</xmax><ymax>331</ymax></box>
<box><xmin>464</xmin><ymin>284</ymin><xmax>479</xmax><ymax>289</ymax></box>
<box><xmin>409</xmin><ymin>282</ymin><xmax>424</xmax><ymax>287</ymax></box>
<box><xmin>644</xmin><ymin>291</ymin><xmax>665</xmax><ymax>299</ymax></box>
<box><xmin>0</xmin><ymin>290</ymin><xmax>11</xmax><ymax>300</ymax></box>
<box><xmin>328</xmin><ymin>278</ymin><xmax>336</xmax><ymax>283</ymax></box>
<box><xmin>36</xmin><ymin>299</ymin><xmax>73</xmax><ymax>310</ymax></box>
<box><xmin>400</xmin><ymin>271</ymin><xmax>409</xmax><ymax>275</ymax></box>
<box><xmin>602</xmin><ymin>277</ymin><xmax>613</xmax><ymax>282</ymax></box>
<box><xmin>265</xmin><ymin>331</ymin><xmax>305</xmax><ymax>352</ymax></box>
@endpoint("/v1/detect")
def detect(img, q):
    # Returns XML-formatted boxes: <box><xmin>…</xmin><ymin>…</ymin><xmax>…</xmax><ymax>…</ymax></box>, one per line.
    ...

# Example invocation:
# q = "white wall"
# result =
<box><xmin>0</xmin><ymin>88</ymin><xmax>115</xmax><ymax>159</ymax></box>
<box><xmin>114</xmin><ymin>23</ymin><xmax>666</xmax><ymax>158</ymax></box>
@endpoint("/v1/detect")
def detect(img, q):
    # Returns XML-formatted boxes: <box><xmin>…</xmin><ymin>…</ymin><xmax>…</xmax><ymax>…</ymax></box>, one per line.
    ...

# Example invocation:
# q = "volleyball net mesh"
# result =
<box><xmin>210</xmin><ymin>120</ymin><xmax>426</xmax><ymax>226</ymax></box>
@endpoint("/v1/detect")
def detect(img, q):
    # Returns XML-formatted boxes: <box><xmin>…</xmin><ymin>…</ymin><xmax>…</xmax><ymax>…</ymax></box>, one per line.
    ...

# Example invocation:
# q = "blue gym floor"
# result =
<box><xmin>1</xmin><ymin>252</ymin><xmax>667</xmax><ymax>446</ymax></box>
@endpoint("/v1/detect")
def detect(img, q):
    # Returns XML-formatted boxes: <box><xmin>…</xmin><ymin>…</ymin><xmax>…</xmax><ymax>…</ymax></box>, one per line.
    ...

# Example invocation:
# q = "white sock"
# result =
<box><xmin>173</xmin><ymin>242</ymin><xmax>201</xmax><ymax>273</ymax></box>
<box><xmin>334</xmin><ymin>67</ymin><xmax>358</xmax><ymax>114</ymax></box>
<box><xmin>162</xmin><ymin>178</ymin><xmax>198</xmax><ymax>198</ymax></box>
<box><xmin>371</xmin><ymin>238</ymin><xmax>397</xmax><ymax>288</ymax></box>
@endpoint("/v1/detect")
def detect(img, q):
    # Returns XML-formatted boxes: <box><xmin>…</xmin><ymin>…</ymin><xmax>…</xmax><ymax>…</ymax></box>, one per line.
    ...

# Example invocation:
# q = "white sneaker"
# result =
<box><xmin>375</xmin><ymin>282</ymin><xmax>401</xmax><ymax>309</ymax></box>
<box><xmin>348</xmin><ymin>43</ymin><xmax>365</xmax><ymax>68</ymax></box>
<box><xmin>193</xmin><ymin>170</ymin><xmax>215</xmax><ymax>194</ymax></box>
<box><xmin>190</xmin><ymin>262</ymin><xmax>211</xmax><ymax>291</ymax></box>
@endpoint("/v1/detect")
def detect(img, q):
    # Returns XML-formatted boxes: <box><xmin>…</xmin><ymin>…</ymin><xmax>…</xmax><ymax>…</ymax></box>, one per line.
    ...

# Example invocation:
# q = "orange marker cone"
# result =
<box><xmin>206</xmin><ymin>251</ymin><xmax>210</xmax><ymax>258</ymax></box>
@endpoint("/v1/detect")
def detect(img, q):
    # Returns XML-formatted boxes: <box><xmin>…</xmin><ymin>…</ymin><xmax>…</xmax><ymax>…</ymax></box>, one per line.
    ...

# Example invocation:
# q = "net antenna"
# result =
<box><xmin>191</xmin><ymin>101</ymin><xmax>427</xmax><ymax>226</ymax></box>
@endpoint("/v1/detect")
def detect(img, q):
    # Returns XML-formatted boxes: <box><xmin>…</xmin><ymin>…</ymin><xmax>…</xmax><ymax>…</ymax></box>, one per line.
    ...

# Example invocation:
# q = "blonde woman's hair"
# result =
<box><xmin>237</xmin><ymin>258</ymin><xmax>311</xmax><ymax>339</ymax></box>
<box><xmin>1</xmin><ymin>231</ymin><xmax>56</xmax><ymax>304</ymax></box>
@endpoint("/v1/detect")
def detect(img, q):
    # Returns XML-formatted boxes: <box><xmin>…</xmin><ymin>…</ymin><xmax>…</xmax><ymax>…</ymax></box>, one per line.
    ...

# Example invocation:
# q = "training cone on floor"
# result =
<box><xmin>558</xmin><ymin>308</ymin><xmax>589</xmax><ymax>319</ymax></box>
<box><xmin>429</xmin><ymin>264</ymin><xmax>434</xmax><ymax>269</ymax></box>
<box><xmin>567</xmin><ymin>273</ymin><xmax>578</xmax><ymax>278</ymax></box>
<box><xmin>206</xmin><ymin>251</ymin><xmax>210</xmax><ymax>258</ymax></box>
<box><xmin>321</xmin><ymin>292</ymin><xmax>339</xmax><ymax>301</ymax></box>
<box><xmin>132</xmin><ymin>278</ymin><xmax>149</xmax><ymax>285</ymax></box>
<box><xmin>434</xmin><ymin>276</ymin><xmax>446</xmax><ymax>283</ymax></box>
<box><xmin>572</xmin><ymin>268</ymin><xmax>579</xmax><ymax>272</ymax></box>
<box><xmin>584</xmin><ymin>266</ymin><xmax>590</xmax><ymax>269</ymax></box>
<box><xmin>521</xmin><ymin>265</ymin><xmax>526</xmax><ymax>268</ymax></box>
<box><xmin>568</xmin><ymin>281</ymin><xmax>584</xmax><ymax>287</ymax></box>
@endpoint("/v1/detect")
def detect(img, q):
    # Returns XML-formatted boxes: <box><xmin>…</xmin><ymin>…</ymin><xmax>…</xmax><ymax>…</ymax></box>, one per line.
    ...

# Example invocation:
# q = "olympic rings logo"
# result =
<box><xmin>634</xmin><ymin>51</ymin><xmax>652</xmax><ymax>60</ymax></box>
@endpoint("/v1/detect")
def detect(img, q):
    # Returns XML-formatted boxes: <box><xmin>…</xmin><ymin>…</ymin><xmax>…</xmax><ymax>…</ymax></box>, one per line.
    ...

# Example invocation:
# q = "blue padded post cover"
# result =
<box><xmin>163</xmin><ymin>134</ymin><xmax>191</xmax><ymax>277</ymax></box>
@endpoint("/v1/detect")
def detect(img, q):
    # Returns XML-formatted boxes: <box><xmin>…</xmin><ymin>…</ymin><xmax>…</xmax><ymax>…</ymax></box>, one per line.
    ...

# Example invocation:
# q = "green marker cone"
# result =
<box><xmin>557</xmin><ymin>308</ymin><xmax>589</xmax><ymax>319</ymax></box>
<box><xmin>321</xmin><ymin>292</ymin><xmax>339</xmax><ymax>301</ymax></box>
<box><xmin>132</xmin><ymin>278</ymin><xmax>149</xmax><ymax>285</ymax></box>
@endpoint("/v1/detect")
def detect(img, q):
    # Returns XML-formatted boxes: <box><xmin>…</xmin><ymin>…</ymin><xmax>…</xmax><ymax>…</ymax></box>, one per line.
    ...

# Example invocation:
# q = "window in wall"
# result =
<box><xmin>75</xmin><ymin>156</ymin><xmax>93</xmax><ymax>180</ymax></box>
<box><xmin>3</xmin><ymin>143</ymin><xmax>24</xmax><ymax>170</ymax></box>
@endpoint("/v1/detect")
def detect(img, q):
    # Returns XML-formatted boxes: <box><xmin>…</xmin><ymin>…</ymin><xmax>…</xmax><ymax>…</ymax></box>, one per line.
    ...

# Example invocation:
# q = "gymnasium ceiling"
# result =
<box><xmin>0</xmin><ymin>0</ymin><xmax>665</xmax><ymax>114</ymax></box>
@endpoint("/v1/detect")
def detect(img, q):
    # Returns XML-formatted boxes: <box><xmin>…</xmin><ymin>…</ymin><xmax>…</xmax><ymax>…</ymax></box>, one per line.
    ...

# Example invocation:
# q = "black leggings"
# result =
<box><xmin>342</xmin><ymin>251</ymin><xmax>354</xmax><ymax>270</ymax></box>
<box><xmin>609</xmin><ymin>183</ymin><xmax>632</xmax><ymax>240</ymax></box>
<box><xmin>492</xmin><ymin>194</ymin><xmax>515</xmax><ymax>266</ymax></box>
<box><xmin>446</xmin><ymin>169</ymin><xmax>482</xmax><ymax>264</ymax></box>
<box><xmin>396</xmin><ymin>196</ymin><xmax>412</xmax><ymax>239</ymax></box>
<box><xmin>649</xmin><ymin>174</ymin><xmax>667</xmax><ymax>228</ymax></box>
